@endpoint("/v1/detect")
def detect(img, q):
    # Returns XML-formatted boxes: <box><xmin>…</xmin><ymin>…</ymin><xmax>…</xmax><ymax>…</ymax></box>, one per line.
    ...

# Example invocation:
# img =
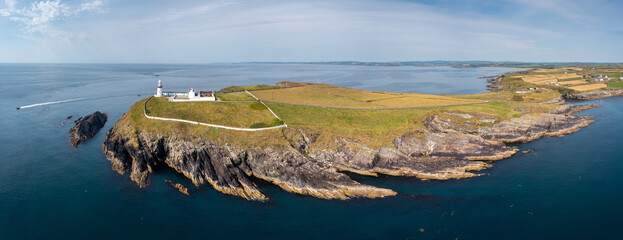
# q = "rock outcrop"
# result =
<box><xmin>478</xmin><ymin>113</ymin><xmax>593</xmax><ymax>143</ymax></box>
<box><xmin>165</xmin><ymin>179</ymin><xmax>190</xmax><ymax>196</ymax></box>
<box><xmin>102</xmin><ymin>104</ymin><xmax>595</xmax><ymax>201</ymax></box>
<box><xmin>69</xmin><ymin>111</ymin><xmax>108</xmax><ymax>148</ymax></box>
<box><xmin>563</xmin><ymin>89</ymin><xmax>623</xmax><ymax>100</ymax></box>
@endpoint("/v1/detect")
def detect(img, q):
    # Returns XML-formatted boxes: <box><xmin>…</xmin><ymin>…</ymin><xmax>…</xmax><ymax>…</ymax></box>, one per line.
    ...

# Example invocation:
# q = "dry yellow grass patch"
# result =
<box><xmin>533</xmin><ymin>69</ymin><xmax>559</xmax><ymax>73</ymax></box>
<box><xmin>558</xmin><ymin>80</ymin><xmax>588</xmax><ymax>85</ymax></box>
<box><xmin>564</xmin><ymin>67</ymin><xmax>584</xmax><ymax>71</ymax></box>
<box><xmin>250</xmin><ymin>84</ymin><xmax>481</xmax><ymax>108</ymax></box>
<box><xmin>520</xmin><ymin>76</ymin><xmax>557</xmax><ymax>84</ymax></box>
<box><xmin>569</xmin><ymin>83</ymin><xmax>607</xmax><ymax>91</ymax></box>
<box><xmin>518</xmin><ymin>73</ymin><xmax>580</xmax><ymax>84</ymax></box>
<box><xmin>552</xmin><ymin>73</ymin><xmax>581</xmax><ymax>80</ymax></box>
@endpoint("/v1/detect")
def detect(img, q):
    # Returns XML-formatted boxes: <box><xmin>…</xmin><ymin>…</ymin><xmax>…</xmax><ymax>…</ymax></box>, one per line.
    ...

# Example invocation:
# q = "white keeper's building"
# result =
<box><xmin>155</xmin><ymin>80</ymin><xmax>216</xmax><ymax>101</ymax></box>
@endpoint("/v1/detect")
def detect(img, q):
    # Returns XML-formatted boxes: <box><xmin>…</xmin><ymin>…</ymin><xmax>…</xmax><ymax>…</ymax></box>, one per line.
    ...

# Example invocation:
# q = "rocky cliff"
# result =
<box><xmin>102</xmin><ymin>104</ymin><xmax>595</xmax><ymax>201</ymax></box>
<box><xmin>69</xmin><ymin>111</ymin><xmax>108</xmax><ymax>148</ymax></box>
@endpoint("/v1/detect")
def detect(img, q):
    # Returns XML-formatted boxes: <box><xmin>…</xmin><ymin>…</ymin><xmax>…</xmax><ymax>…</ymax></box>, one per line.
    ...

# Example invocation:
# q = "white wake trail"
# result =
<box><xmin>17</xmin><ymin>98</ymin><xmax>87</xmax><ymax>109</ymax></box>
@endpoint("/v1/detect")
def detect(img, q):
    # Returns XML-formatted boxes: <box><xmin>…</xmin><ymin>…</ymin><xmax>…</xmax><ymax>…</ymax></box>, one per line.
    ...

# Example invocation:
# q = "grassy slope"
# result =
<box><xmin>250</xmin><ymin>84</ymin><xmax>482</xmax><ymax>108</ymax></box>
<box><xmin>220</xmin><ymin>85</ymin><xmax>280</xmax><ymax>92</ymax></box>
<box><xmin>214</xmin><ymin>91</ymin><xmax>257</xmax><ymax>101</ymax></box>
<box><xmin>121</xmin><ymin>98</ymin><xmax>288</xmax><ymax>147</ymax></box>
<box><xmin>146</xmin><ymin>97</ymin><xmax>280</xmax><ymax>128</ymax></box>
<box><xmin>456</xmin><ymin>90</ymin><xmax>560</xmax><ymax>103</ymax></box>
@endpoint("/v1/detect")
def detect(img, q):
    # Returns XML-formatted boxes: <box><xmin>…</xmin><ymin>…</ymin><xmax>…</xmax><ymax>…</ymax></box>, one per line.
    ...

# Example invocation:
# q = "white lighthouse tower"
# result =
<box><xmin>156</xmin><ymin>80</ymin><xmax>163</xmax><ymax>97</ymax></box>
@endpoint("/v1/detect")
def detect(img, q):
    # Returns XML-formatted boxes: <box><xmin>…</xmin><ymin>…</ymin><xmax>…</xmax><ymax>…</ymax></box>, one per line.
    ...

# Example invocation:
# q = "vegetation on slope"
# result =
<box><xmin>220</xmin><ymin>85</ymin><xmax>280</xmax><ymax>93</ymax></box>
<box><xmin>145</xmin><ymin>97</ymin><xmax>281</xmax><ymax>129</ymax></box>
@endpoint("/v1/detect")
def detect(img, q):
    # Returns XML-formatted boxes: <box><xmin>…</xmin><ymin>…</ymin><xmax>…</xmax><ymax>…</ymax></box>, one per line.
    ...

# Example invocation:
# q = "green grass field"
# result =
<box><xmin>146</xmin><ymin>97</ymin><xmax>280</xmax><ymax>128</ymax></box>
<box><xmin>607</xmin><ymin>81</ymin><xmax>623</xmax><ymax>89</ymax></box>
<box><xmin>220</xmin><ymin>85</ymin><xmax>280</xmax><ymax>93</ymax></box>
<box><xmin>266</xmin><ymin>101</ymin><xmax>529</xmax><ymax>148</ymax></box>
<box><xmin>214</xmin><ymin>91</ymin><xmax>256</xmax><ymax>101</ymax></box>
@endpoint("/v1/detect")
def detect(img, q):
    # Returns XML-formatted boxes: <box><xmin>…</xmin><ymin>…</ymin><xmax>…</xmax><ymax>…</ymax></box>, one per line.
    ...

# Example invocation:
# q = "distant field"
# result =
<box><xmin>568</xmin><ymin>84</ymin><xmax>607</xmax><ymax>92</ymax></box>
<box><xmin>519</xmin><ymin>73</ymin><xmax>580</xmax><ymax>84</ymax></box>
<box><xmin>250</xmin><ymin>84</ymin><xmax>481</xmax><ymax>108</ymax></box>
<box><xmin>558</xmin><ymin>80</ymin><xmax>588</xmax><ymax>85</ymax></box>
<box><xmin>146</xmin><ymin>97</ymin><xmax>280</xmax><ymax>128</ymax></box>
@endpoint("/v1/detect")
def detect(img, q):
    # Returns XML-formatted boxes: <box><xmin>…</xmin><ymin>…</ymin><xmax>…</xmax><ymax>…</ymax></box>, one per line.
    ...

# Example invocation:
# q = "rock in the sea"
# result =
<box><xmin>165</xmin><ymin>179</ymin><xmax>190</xmax><ymax>196</ymax></box>
<box><xmin>69</xmin><ymin>111</ymin><xmax>108</xmax><ymax>148</ymax></box>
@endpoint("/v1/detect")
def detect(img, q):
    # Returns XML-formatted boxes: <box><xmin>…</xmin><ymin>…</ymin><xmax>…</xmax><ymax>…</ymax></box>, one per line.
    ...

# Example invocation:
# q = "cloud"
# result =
<box><xmin>140</xmin><ymin>0</ymin><xmax>235</xmax><ymax>24</ymax></box>
<box><xmin>0</xmin><ymin>0</ymin><xmax>105</xmax><ymax>40</ymax></box>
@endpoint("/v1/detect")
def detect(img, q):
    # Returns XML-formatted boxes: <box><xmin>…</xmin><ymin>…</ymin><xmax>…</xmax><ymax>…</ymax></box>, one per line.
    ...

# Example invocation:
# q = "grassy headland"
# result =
<box><xmin>122</xmin><ymin>81</ymin><xmax>563</xmax><ymax>148</ymax></box>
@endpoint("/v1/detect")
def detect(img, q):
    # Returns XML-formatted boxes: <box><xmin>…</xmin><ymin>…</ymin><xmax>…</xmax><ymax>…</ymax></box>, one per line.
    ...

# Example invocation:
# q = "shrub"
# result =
<box><xmin>512</xmin><ymin>95</ymin><xmax>524</xmax><ymax>101</ymax></box>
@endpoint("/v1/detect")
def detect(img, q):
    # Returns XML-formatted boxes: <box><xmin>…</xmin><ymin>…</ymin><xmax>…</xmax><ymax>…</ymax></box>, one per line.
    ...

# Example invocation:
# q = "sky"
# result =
<box><xmin>0</xmin><ymin>0</ymin><xmax>622</xmax><ymax>63</ymax></box>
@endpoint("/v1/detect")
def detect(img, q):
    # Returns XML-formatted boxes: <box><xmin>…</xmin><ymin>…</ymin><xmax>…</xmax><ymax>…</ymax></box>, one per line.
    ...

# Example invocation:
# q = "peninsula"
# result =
<box><xmin>102</xmin><ymin>66</ymin><xmax>621</xmax><ymax>201</ymax></box>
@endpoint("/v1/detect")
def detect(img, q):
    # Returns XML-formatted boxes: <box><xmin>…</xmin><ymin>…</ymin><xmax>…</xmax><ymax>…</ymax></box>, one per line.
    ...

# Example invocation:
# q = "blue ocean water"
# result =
<box><xmin>0</xmin><ymin>63</ymin><xmax>621</xmax><ymax>239</ymax></box>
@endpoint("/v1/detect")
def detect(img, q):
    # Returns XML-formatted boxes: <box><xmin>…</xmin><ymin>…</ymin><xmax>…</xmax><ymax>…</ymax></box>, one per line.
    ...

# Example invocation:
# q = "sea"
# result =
<box><xmin>0</xmin><ymin>63</ymin><xmax>621</xmax><ymax>239</ymax></box>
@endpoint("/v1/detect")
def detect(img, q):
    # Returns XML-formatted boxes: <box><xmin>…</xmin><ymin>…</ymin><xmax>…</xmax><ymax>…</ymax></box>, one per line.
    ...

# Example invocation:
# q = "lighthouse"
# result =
<box><xmin>156</xmin><ymin>80</ymin><xmax>163</xmax><ymax>97</ymax></box>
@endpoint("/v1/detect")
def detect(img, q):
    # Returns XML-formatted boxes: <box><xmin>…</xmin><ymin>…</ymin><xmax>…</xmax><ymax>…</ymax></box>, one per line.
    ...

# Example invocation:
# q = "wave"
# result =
<box><xmin>17</xmin><ymin>98</ymin><xmax>87</xmax><ymax>109</ymax></box>
<box><xmin>16</xmin><ymin>93</ymin><xmax>151</xmax><ymax>110</ymax></box>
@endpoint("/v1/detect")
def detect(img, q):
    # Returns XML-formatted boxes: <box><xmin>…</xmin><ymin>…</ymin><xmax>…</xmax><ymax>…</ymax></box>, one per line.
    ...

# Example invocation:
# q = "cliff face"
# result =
<box><xmin>102</xmin><ymin>120</ymin><xmax>396</xmax><ymax>200</ymax></box>
<box><xmin>69</xmin><ymin>111</ymin><xmax>108</xmax><ymax>148</ymax></box>
<box><xmin>102</xmin><ymin>105</ymin><xmax>595</xmax><ymax>201</ymax></box>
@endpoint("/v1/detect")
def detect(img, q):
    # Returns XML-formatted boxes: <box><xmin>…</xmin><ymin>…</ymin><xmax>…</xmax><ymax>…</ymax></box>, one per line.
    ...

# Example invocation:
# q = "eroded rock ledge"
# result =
<box><xmin>563</xmin><ymin>89</ymin><xmax>623</xmax><ymax>100</ymax></box>
<box><xmin>102</xmin><ymin>104</ymin><xmax>595</xmax><ymax>201</ymax></box>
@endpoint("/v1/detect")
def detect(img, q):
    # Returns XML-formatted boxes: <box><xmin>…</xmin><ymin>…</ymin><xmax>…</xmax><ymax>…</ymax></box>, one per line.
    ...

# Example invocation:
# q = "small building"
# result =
<box><xmin>156</xmin><ymin>80</ymin><xmax>216</xmax><ymax>101</ymax></box>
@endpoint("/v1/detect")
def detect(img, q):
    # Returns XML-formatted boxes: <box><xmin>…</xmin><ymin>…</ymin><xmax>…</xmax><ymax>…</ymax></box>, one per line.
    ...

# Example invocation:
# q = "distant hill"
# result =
<box><xmin>248</xmin><ymin>61</ymin><xmax>623</xmax><ymax>68</ymax></box>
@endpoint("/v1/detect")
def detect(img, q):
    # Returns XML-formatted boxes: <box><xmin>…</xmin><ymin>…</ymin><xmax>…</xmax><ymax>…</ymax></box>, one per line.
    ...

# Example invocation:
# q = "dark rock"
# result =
<box><xmin>69</xmin><ymin>111</ymin><xmax>108</xmax><ymax>148</ymax></box>
<box><xmin>165</xmin><ymin>179</ymin><xmax>190</xmax><ymax>196</ymax></box>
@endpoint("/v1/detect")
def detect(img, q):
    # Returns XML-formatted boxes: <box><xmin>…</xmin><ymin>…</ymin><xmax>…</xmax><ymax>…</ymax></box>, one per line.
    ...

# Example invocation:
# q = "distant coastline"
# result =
<box><xmin>245</xmin><ymin>61</ymin><xmax>623</xmax><ymax>69</ymax></box>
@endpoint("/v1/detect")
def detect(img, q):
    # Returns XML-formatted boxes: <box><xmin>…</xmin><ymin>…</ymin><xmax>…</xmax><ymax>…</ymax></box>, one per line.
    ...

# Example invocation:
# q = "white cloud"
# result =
<box><xmin>0</xmin><ymin>0</ymin><xmax>106</xmax><ymax>40</ymax></box>
<box><xmin>5</xmin><ymin>0</ymin><xmax>17</xmax><ymax>9</ymax></box>
<box><xmin>140</xmin><ymin>0</ymin><xmax>235</xmax><ymax>24</ymax></box>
